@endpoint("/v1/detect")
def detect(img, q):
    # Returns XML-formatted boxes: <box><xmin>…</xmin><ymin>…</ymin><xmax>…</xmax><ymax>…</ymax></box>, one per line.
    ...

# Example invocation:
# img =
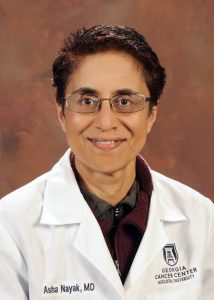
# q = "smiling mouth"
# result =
<box><xmin>88</xmin><ymin>138</ymin><xmax>126</xmax><ymax>150</ymax></box>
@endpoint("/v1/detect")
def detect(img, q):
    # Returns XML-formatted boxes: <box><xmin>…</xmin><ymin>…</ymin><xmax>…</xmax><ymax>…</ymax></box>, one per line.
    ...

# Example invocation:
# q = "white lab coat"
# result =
<box><xmin>0</xmin><ymin>150</ymin><xmax>213</xmax><ymax>300</ymax></box>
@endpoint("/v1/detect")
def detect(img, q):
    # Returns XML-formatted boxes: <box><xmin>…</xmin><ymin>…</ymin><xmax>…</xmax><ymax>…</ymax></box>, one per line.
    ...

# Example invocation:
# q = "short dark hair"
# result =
<box><xmin>52</xmin><ymin>25</ymin><xmax>166</xmax><ymax>109</ymax></box>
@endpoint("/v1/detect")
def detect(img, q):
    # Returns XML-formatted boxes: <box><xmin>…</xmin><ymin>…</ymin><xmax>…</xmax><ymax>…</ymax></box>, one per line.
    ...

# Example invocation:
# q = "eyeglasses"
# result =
<box><xmin>64</xmin><ymin>93</ymin><xmax>151</xmax><ymax>113</ymax></box>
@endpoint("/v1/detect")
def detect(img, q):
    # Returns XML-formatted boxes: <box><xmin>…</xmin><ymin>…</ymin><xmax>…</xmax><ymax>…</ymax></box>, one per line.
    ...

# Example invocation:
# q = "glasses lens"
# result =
<box><xmin>111</xmin><ymin>94</ymin><xmax>146</xmax><ymax>113</ymax></box>
<box><xmin>66</xmin><ymin>94</ymin><xmax>99</xmax><ymax>113</ymax></box>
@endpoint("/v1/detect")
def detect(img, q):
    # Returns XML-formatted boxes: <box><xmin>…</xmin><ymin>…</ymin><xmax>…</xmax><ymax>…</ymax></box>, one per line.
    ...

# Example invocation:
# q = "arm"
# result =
<box><xmin>0</xmin><ymin>221</ymin><xmax>28</xmax><ymax>300</ymax></box>
<box><xmin>201</xmin><ymin>200</ymin><xmax>214</xmax><ymax>299</ymax></box>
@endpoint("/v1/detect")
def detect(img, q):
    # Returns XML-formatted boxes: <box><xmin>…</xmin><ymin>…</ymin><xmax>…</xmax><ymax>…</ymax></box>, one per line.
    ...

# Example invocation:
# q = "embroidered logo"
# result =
<box><xmin>163</xmin><ymin>243</ymin><xmax>178</xmax><ymax>266</ymax></box>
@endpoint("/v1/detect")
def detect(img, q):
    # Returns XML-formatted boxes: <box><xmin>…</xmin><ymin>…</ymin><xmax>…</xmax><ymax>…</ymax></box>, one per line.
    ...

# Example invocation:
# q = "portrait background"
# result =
<box><xmin>0</xmin><ymin>0</ymin><xmax>214</xmax><ymax>200</ymax></box>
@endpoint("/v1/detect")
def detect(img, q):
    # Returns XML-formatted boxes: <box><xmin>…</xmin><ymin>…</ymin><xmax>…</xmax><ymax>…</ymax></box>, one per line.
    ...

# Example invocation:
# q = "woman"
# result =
<box><xmin>0</xmin><ymin>25</ymin><xmax>213</xmax><ymax>300</ymax></box>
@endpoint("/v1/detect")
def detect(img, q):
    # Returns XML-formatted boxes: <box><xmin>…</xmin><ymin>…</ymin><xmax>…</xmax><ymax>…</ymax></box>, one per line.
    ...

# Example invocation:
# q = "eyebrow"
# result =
<box><xmin>72</xmin><ymin>87</ymin><xmax>97</xmax><ymax>95</ymax></box>
<box><xmin>71</xmin><ymin>87</ymin><xmax>138</xmax><ymax>95</ymax></box>
<box><xmin>115</xmin><ymin>88</ymin><xmax>138</xmax><ymax>95</ymax></box>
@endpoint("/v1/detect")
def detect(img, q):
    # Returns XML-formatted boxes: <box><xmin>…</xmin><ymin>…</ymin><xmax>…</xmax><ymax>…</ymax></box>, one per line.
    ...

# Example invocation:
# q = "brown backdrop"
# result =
<box><xmin>0</xmin><ymin>0</ymin><xmax>214</xmax><ymax>200</ymax></box>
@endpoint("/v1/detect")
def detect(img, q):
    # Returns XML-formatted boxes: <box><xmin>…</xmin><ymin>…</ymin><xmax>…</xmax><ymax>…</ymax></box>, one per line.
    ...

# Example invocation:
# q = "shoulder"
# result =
<box><xmin>151</xmin><ymin>169</ymin><xmax>214</xmax><ymax>216</ymax></box>
<box><xmin>0</xmin><ymin>172</ymin><xmax>51</xmax><ymax>227</ymax></box>
<box><xmin>0</xmin><ymin>149</ymin><xmax>74</xmax><ymax>228</ymax></box>
<box><xmin>0</xmin><ymin>150</ymin><xmax>72</xmax><ymax>214</ymax></box>
<box><xmin>151</xmin><ymin>170</ymin><xmax>208</xmax><ymax>198</ymax></box>
<box><xmin>1</xmin><ymin>172</ymin><xmax>50</xmax><ymax>205</ymax></box>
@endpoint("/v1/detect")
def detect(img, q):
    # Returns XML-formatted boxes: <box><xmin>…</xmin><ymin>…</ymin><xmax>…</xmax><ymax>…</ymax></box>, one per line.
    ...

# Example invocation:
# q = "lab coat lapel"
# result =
<box><xmin>40</xmin><ymin>150</ymin><xmax>125</xmax><ymax>298</ymax></box>
<box><xmin>73</xmin><ymin>206</ymin><xmax>125</xmax><ymax>298</ymax></box>
<box><xmin>125</xmin><ymin>188</ymin><xmax>167</xmax><ymax>288</ymax></box>
<box><xmin>125</xmin><ymin>172</ymin><xmax>187</xmax><ymax>289</ymax></box>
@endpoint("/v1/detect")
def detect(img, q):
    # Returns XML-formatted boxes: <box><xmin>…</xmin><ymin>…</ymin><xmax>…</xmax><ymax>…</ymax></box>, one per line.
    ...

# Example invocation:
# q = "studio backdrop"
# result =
<box><xmin>0</xmin><ymin>0</ymin><xmax>213</xmax><ymax>200</ymax></box>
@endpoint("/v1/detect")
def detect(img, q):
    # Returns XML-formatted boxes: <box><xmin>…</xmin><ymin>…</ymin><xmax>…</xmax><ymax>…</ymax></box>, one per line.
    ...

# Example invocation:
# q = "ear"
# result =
<box><xmin>146</xmin><ymin>106</ymin><xmax>158</xmax><ymax>134</ymax></box>
<box><xmin>56</xmin><ymin>103</ymin><xmax>66</xmax><ymax>133</ymax></box>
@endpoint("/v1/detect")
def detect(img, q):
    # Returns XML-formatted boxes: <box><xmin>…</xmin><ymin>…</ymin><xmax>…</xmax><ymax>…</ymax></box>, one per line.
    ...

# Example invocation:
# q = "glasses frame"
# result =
<box><xmin>64</xmin><ymin>93</ymin><xmax>151</xmax><ymax>114</ymax></box>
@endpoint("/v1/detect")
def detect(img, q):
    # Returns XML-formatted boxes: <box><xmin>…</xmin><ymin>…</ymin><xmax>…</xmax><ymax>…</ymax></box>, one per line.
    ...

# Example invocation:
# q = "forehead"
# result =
<box><xmin>67</xmin><ymin>51</ymin><xmax>148</xmax><ymax>95</ymax></box>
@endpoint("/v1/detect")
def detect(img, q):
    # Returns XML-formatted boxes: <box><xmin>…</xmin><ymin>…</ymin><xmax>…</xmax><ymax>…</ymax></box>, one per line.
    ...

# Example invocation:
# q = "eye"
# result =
<box><xmin>79</xmin><ymin>95</ymin><xmax>97</xmax><ymax>105</ymax></box>
<box><xmin>119</xmin><ymin>98</ymin><xmax>129</xmax><ymax>105</ymax></box>
<box><xmin>82</xmin><ymin>98</ymin><xmax>93</xmax><ymax>105</ymax></box>
<box><xmin>117</xmin><ymin>95</ymin><xmax>132</xmax><ymax>106</ymax></box>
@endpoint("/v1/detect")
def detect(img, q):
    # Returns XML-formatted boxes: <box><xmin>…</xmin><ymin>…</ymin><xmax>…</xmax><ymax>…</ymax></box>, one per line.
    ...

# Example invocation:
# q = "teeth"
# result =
<box><xmin>94</xmin><ymin>140</ymin><xmax>117</xmax><ymax>144</ymax></box>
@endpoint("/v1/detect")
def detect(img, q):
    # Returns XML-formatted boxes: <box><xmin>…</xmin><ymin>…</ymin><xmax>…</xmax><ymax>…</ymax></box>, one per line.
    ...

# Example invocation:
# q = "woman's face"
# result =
<box><xmin>57</xmin><ymin>51</ymin><xmax>157</xmax><ymax>175</ymax></box>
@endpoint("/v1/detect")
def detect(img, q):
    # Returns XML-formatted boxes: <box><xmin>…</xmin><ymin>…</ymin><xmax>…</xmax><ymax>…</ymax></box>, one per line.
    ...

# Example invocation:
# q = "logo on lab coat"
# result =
<box><xmin>163</xmin><ymin>243</ymin><xmax>178</xmax><ymax>266</ymax></box>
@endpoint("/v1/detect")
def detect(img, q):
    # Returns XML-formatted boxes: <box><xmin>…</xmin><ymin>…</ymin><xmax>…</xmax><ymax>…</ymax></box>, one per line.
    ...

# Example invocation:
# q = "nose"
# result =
<box><xmin>94</xmin><ymin>99</ymin><xmax>118</xmax><ymax>131</ymax></box>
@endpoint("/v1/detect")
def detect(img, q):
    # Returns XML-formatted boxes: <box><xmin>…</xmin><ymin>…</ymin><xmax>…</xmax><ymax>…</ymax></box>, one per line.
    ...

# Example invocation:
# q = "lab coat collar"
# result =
<box><xmin>151</xmin><ymin>170</ymin><xmax>188</xmax><ymax>222</ymax></box>
<box><xmin>40</xmin><ymin>150</ymin><xmax>187</xmax><ymax>225</ymax></box>
<box><xmin>40</xmin><ymin>149</ymin><xmax>86</xmax><ymax>225</ymax></box>
<box><xmin>136</xmin><ymin>154</ymin><xmax>187</xmax><ymax>222</ymax></box>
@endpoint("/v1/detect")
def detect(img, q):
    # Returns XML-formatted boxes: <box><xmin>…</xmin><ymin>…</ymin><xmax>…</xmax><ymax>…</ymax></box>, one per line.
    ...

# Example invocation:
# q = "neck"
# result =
<box><xmin>74</xmin><ymin>159</ymin><xmax>136</xmax><ymax>206</ymax></box>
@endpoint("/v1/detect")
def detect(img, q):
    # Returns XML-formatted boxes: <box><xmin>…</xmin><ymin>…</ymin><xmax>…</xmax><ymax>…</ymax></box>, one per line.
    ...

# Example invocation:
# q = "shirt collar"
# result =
<box><xmin>79</xmin><ymin>180</ymin><xmax>139</xmax><ymax>220</ymax></box>
<box><xmin>70</xmin><ymin>153</ymin><xmax>152</xmax><ymax>220</ymax></box>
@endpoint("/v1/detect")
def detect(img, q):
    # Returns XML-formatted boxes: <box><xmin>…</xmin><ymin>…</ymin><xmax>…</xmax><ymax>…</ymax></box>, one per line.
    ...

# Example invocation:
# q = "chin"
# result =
<box><xmin>87</xmin><ymin>157</ymin><xmax>130</xmax><ymax>175</ymax></box>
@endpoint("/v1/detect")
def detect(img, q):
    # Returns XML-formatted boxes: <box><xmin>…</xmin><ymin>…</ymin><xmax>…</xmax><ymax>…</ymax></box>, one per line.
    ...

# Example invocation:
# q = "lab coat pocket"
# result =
<box><xmin>146</xmin><ymin>285</ymin><xmax>201</xmax><ymax>300</ymax></box>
